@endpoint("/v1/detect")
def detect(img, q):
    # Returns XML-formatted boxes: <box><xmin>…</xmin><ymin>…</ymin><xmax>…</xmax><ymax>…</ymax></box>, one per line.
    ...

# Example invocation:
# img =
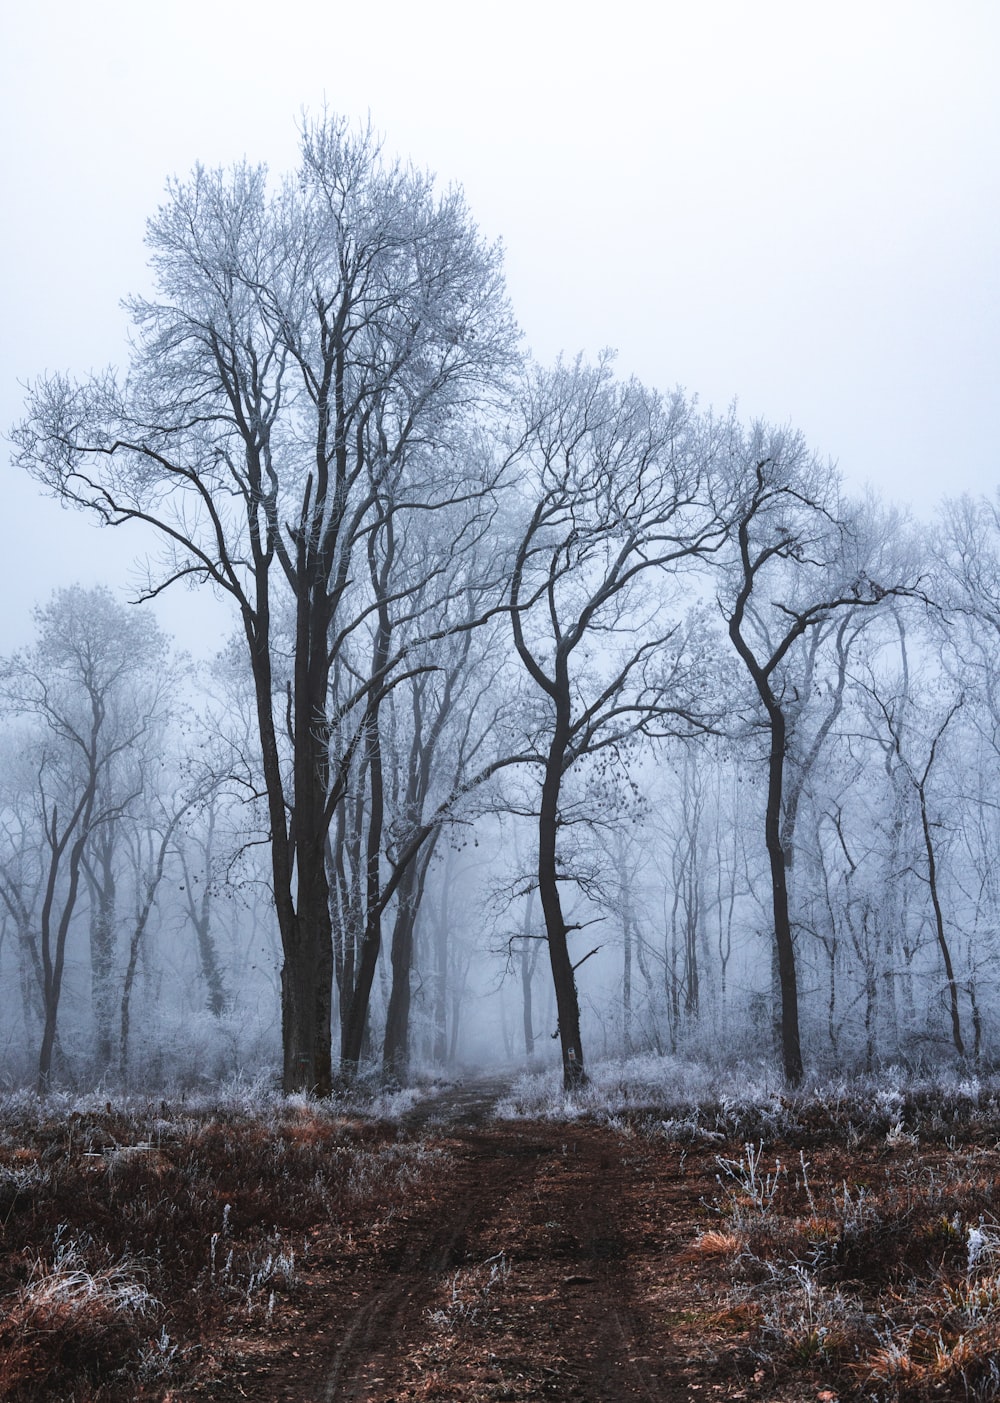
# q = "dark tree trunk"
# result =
<box><xmin>39</xmin><ymin>817</ymin><xmax>92</xmax><ymax>1093</ymax></box>
<box><xmin>382</xmin><ymin>842</ymin><xmax>436</xmax><ymax>1081</ymax></box>
<box><xmin>339</xmin><ymin>702</ymin><xmax>385</xmax><ymax>1075</ymax></box>
<box><xmin>281</xmin><ymin>911</ymin><xmax>334</xmax><ymax>1094</ymax></box>
<box><xmin>538</xmin><ymin>723</ymin><xmax>586</xmax><ymax>1089</ymax></box>
<box><xmin>245</xmin><ymin>498</ymin><xmax>340</xmax><ymax>1097</ymax></box>
<box><xmin>764</xmin><ymin>707</ymin><xmax>803</xmax><ymax>1085</ymax></box>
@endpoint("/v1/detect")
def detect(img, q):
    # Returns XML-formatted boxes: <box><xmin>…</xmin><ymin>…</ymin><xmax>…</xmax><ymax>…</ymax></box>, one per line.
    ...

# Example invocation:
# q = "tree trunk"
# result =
<box><xmin>521</xmin><ymin>945</ymin><xmax>536</xmax><ymax>1062</ymax></box>
<box><xmin>122</xmin><ymin>804</ymin><xmax>198</xmax><ymax>1082</ymax></box>
<box><xmin>39</xmin><ymin>791</ymin><xmax>97</xmax><ymax>1093</ymax></box>
<box><xmin>181</xmin><ymin>806</ymin><xmax>227</xmax><ymax>1017</ymax></box>
<box><xmin>919</xmin><ymin>780</ymin><xmax>964</xmax><ymax>1059</ymax></box>
<box><xmin>248</xmin><ymin>561</ymin><xmax>336</xmax><ymax>1097</ymax></box>
<box><xmin>339</xmin><ymin>706</ymin><xmax>385</xmax><ymax>1075</ymax></box>
<box><xmin>85</xmin><ymin>833</ymin><xmax>117</xmax><ymax>1070</ymax></box>
<box><xmin>382</xmin><ymin>843</ymin><xmax>435</xmax><ymax>1081</ymax></box>
<box><xmin>281</xmin><ymin>907</ymin><xmax>334</xmax><ymax>1094</ymax></box>
<box><xmin>433</xmin><ymin>879</ymin><xmax>449</xmax><ymax>1066</ymax></box>
<box><xmin>616</xmin><ymin>835</ymin><xmax>632</xmax><ymax>1052</ymax></box>
<box><xmin>538</xmin><ymin>729</ymin><xmax>586</xmax><ymax>1089</ymax></box>
<box><xmin>765</xmin><ymin>708</ymin><xmax>803</xmax><ymax>1085</ymax></box>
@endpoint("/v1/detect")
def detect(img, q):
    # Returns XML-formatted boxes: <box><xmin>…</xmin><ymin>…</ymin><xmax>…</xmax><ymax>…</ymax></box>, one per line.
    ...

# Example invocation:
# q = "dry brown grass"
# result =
<box><xmin>704</xmin><ymin>1128</ymin><xmax>1000</xmax><ymax>1400</ymax></box>
<box><xmin>0</xmin><ymin>1095</ymin><xmax>447</xmax><ymax>1400</ymax></box>
<box><xmin>683</xmin><ymin>1228</ymin><xmax>745</xmax><ymax>1257</ymax></box>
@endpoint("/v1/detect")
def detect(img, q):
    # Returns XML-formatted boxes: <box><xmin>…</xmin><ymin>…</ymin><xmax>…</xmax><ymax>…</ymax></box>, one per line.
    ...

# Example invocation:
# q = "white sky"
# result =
<box><xmin>1</xmin><ymin>0</ymin><xmax>997</xmax><ymax>654</ymax></box>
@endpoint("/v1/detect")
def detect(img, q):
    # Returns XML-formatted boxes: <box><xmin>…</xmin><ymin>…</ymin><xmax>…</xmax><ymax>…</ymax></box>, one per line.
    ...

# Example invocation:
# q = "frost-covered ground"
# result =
<box><xmin>3</xmin><ymin>1051</ymin><xmax>1000</xmax><ymax>1137</ymax></box>
<box><xmin>491</xmin><ymin>1051</ymin><xmax>1000</xmax><ymax>1141</ymax></box>
<box><xmin>3</xmin><ymin>1056</ymin><xmax>1000</xmax><ymax>1399</ymax></box>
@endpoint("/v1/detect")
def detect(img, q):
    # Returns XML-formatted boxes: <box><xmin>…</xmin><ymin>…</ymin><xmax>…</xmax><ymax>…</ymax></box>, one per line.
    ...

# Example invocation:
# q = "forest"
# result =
<box><xmin>6</xmin><ymin>112</ymin><xmax>1000</xmax><ymax>1100</ymax></box>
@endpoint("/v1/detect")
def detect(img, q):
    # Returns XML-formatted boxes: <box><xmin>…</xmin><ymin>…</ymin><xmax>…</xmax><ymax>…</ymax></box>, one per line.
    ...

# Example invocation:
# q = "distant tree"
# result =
<box><xmin>14</xmin><ymin>115</ymin><xmax>518</xmax><ymax>1093</ymax></box>
<box><xmin>859</xmin><ymin>671</ymin><xmax>969</xmax><ymax>1060</ymax></box>
<box><xmin>0</xmin><ymin>743</ymin><xmax>47</xmax><ymax>1048</ymax></box>
<box><xmin>0</xmin><ymin>587</ymin><xmax>170</xmax><ymax>1090</ymax></box>
<box><xmin>118</xmin><ymin>775</ymin><xmax>218</xmax><ymax>1082</ymax></box>
<box><xmin>175</xmin><ymin>791</ymin><xmax>229</xmax><ymax>1020</ymax></box>
<box><xmin>718</xmin><ymin>428</ymin><xmax>919</xmax><ymax>1084</ymax></box>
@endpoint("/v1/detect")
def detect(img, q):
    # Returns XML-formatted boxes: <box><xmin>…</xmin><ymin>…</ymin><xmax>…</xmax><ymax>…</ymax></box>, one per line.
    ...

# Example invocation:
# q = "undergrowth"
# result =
<box><xmin>0</xmin><ymin>1090</ymin><xmax>446</xmax><ymax>1400</ymax></box>
<box><xmin>496</xmin><ymin>1056</ymin><xmax>1000</xmax><ymax>1399</ymax></box>
<box><xmin>698</xmin><ymin>1126</ymin><xmax>1000</xmax><ymax>1399</ymax></box>
<box><xmin>493</xmin><ymin>1053</ymin><xmax>1000</xmax><ymax>1146</ymax></box>
<box><xmin>4</xmin><ymin>1058</ymin><xmax>1000</xmax><ymax>1398</ymax></box>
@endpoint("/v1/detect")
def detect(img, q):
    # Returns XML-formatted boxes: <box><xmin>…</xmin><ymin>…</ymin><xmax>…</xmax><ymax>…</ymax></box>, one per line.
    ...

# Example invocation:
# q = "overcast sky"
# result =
<box><xmin>2</xmin><ymin>0</ymin><xmax>997</xmax><ymax>655</ymax></box>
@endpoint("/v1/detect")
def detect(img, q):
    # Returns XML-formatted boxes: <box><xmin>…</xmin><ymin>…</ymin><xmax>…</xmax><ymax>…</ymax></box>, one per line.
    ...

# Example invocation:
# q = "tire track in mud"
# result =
<box><xmin>321</xmin><ymin>1124</ymin><xmax>550</xmax><ymax>1400</ymax></box>
<box><xmin>320</xmin><ymin>1100</ymin><xmax>697</xmax><ymax>1401</ymax></box>
<box><xmin>478</xmin><ymin>1124</ymin><xmax>677</xmax><ymax>1401</ymax></box>
<box><xmin>554</xmin><ymin>1141</ymin><xmax>666</xmax><ymax>1402</ymax></box>
<box><xmin>221</xmin><ymin>1078</ymin><xmax>739</xmax><ymax>1402</ymax></box>
<box><xmin>320</xmin><ymin>1077</ymin><xmax>538</xmax><ymax>1400</ymax></box>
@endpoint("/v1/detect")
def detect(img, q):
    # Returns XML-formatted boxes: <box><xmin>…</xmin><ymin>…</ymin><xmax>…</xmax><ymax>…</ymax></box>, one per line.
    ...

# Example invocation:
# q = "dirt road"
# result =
<box><xmin>211</xmin><ymin>1082</ymin><xmax>769</xmax><ymax>1403</ymax></box>
<box><xmin>7</xmin><ymin>1079</ymin><xmax>995</xmax><ymax>1399</ymax></box>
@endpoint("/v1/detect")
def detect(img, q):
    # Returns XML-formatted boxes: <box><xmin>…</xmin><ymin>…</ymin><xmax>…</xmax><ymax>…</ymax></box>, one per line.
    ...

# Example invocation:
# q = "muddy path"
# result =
<box><xmin>7</xmin><ymin>1081</ymin><xmax>997</xmax><ymax>1400</ymax></box>
<box><xmin>208</xmin><ymin>1085</ymin><xmax>776</xmax><ymax>1403</ymax></box>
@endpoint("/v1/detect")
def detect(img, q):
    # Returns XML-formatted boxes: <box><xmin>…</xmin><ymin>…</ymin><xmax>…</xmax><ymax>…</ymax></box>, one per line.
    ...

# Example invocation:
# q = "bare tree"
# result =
<box><xmin>718</xmin><ymin>427</ymin><xmax>919</xmax><ymax>1084</ymax></box>
<box><xmin>14</xmin><ymin>116</ymin><xmax>518</xmax><ymax>1093</ymax></box>
<box><xmin>508</xmin><ymin>358</ymin><xmax>727</xmax><ymax>1087</ymax></box>
<box><xmin>860</xmin><ymin>675</ymin><xmax>968</xmax><ymax>1059</ymax></box>
<box><xmin>0</xmin><ymin>587</ymin><xmax>170</xmax><ymax>1090</ymax></box>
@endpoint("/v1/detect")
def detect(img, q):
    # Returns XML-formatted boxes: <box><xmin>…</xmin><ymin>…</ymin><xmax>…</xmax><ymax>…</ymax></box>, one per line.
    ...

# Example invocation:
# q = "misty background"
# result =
<box><xmin>0</xmin><ymin>2</ymin><xmax>997</xmax><ymax>1091</ymax></box>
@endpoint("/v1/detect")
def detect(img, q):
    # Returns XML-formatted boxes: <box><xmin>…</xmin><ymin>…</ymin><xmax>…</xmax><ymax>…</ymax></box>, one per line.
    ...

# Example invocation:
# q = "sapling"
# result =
<box><xmin>714</xmin><ymin>1141</ymin><xmax>785</xmax><ymax>1220</ymax></box>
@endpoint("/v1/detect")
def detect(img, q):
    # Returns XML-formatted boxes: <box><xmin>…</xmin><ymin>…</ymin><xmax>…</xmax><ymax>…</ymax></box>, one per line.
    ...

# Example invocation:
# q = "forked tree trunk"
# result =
<box><xmin>39</xmin><ymin>786</ymin><xmax>97</xmax><ymax>1092</ymax></box>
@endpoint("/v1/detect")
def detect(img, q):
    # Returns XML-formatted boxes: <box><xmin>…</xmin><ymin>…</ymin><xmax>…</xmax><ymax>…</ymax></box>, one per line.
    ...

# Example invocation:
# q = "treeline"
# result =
<box><xmin>6</xmin><ymin>115</ymin><xmax>998</xmax><ymax>1093</ymax></box>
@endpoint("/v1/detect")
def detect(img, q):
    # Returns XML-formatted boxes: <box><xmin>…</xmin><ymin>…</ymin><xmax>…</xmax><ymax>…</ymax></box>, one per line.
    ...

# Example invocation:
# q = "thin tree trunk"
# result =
<box><xmin>538</xmin><ymin>723</ymin><xmax>586</xmax><ymax>1089</ymax></box>
<box><xmin>84</xmin><ymin>831</ymin><xmax>117</xmax><ymax>1070</ymax></box>
<box><xmin>764</xmin><ymin>708</ymin><xmax>803</xmax><ymax>1085</ymax></box>
<box><xmin>382</xmin><ymin>838</ymin><xmax>437</xmax><ymax>1081</ymax></box>
<box><xmin>918</xmin><ymin>777</ymin><xmax>964</xmax><ymax>1058</ymax></box>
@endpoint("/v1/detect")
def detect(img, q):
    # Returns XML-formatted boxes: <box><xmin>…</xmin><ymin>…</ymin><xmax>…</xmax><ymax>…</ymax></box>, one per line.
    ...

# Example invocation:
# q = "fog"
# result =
<box><xmin>1</xmin><ymin>6</ymin><xmax>998</xmax><ymax>1093</ymax></box>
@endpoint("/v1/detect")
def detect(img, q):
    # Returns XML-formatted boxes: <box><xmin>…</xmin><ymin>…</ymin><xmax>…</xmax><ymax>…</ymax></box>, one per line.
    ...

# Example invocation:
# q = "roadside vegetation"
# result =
<box><xmin>0</xmin><ymin>1059</ymin><xmax>998</xmax><ymax>1399</ymax></box>
<box><xmin>0</xmin><ymin>1082</ymin><xmax>446</xmax><ymax>1400</ymax></box>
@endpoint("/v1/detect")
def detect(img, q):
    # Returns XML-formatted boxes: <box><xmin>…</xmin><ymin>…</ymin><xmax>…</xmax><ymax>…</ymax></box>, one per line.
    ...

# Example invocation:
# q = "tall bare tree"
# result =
<box><xmin>508</xmin><ymin>358</ymin><xmax>728</xmax><ymax>1087</ymax></box>
<box><xmin>719</xmin><ymin>426</ymin><xmax>918</xmax><ymax>1084</ymax></box>
<box><xmin>14</xmin><ymin>116</ymin><xmax>518</xmax><ymax>1093</ymax></box>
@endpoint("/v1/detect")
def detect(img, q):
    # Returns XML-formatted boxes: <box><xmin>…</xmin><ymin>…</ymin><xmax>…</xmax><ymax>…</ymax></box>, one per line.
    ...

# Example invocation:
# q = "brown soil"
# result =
<box><xmin>4</xmin><ymin>1080</ymin><xmax>999</xmax><ymax>1401</ymax></box>
<box><xmin>181</xmin><ymin>1088</ymin><xmax>815</xmax><ymax>1402</ymax></box>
